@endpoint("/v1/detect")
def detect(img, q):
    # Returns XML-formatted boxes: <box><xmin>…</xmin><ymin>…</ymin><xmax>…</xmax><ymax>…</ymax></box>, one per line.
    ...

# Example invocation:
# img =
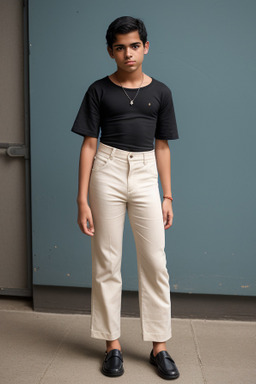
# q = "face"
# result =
<box><xmin>107</xmin><ymin>30</ymin><xmax>149</xmax><ymax>73</ymax></box>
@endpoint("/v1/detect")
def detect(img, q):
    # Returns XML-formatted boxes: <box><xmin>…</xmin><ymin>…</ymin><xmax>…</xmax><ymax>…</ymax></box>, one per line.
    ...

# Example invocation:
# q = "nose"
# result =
<box><xmin>125</xmin><ymin>47</ymin><xmax>132</xmax><ymax>58</ymax></box>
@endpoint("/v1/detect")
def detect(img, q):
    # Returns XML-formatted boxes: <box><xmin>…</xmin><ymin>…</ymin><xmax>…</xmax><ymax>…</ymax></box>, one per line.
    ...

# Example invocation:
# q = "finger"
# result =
<box><xmin>83</xmin><ymin>225</ymin><xmax>95</xmax><ymax>236</ymax></box>
<box><xmin>79</xmin><ymin>221</ymin><xmax>94</xmax><ymax>236</ymax></box>
<box><xmin>164</xmin><ymin>213</ymin><xmax>173</xmax><ymax>230</ymax></box>
<box><xmin>85</xmin><ymin>228</ymin><xmax>95</xmax><ymax>237</ymax></box>
<box><xmin>87</xmin><ymin>216</ymin><xmax>95</xmax><ymax>234</ymax></box>
<box><xmin>162</xmin><ymin>210</ymin><xmax>168</xmax><ymax>226</ymax></box>
<box><xmin>164</xmin><ymin>223</ymin><xmax>171</xmax><ymax>230</ymax></box>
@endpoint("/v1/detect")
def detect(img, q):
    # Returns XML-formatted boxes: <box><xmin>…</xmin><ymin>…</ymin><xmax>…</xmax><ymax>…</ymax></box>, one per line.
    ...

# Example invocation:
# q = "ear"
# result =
<box><xmin>143</xmin><ymin>41</ymin><xmax>150</xmax><ymax>55</ymax></box>
<box><xmin>107</xmin><ymin>46</ymin><xmax>115</xmax><ymax>59</ymax></box>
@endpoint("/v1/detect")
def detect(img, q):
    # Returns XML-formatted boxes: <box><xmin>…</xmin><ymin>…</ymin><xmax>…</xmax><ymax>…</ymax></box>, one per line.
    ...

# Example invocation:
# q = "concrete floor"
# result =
<box><xmin>0</xmin><ymin>298</ymin><xmax>255</xmax><ymax>384</ymax></box>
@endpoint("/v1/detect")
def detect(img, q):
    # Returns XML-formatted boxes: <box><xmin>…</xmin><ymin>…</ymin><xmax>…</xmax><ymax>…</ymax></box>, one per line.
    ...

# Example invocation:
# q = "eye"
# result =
<box><xmin>132</xmin><ymin>44</ymin><xmax>139</xmax><ymax>49</ymax></box>
<box><xmin>116</xmin><ymin>47</ymin><xmax>123</xmax><ymax>51</ymax></box>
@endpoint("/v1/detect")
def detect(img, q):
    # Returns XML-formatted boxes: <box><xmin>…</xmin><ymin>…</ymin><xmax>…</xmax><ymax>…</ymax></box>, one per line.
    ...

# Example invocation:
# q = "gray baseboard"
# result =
<box><xmin>33</xmin><ymin>285</ymin><xmax>256</xmax><ymax>321</ymax></box>
<box><xmin>0</xmin><ymin>287</ymin><xmax>32</xmax><ymax>297</ymax></box>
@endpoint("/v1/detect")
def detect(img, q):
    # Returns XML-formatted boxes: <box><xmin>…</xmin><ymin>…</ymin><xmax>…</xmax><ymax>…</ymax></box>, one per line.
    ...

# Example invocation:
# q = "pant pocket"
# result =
<box><xmin>92</xmin><ymin>153</ymin><xmax>110</xmax><ymax>172</ymax></box>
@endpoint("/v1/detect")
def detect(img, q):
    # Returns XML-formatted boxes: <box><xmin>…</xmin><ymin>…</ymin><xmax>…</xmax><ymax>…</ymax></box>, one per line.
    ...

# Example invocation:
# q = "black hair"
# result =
<box><xmin>106</xmin><ymin>16</ymin><xmax>148</xmax><ymax>48</ymax></box>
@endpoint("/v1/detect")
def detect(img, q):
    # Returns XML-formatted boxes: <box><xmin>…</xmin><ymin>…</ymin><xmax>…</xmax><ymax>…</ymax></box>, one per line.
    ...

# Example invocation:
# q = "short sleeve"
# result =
<box><xmin>155</xmin><ymin>87</ymin><xmax>179</xmax><ymax>140</ymax></box>
<box><xmin>71</xmin><ymin>85</ymin><xmax>100</xmax><ymax>138</ymax></box>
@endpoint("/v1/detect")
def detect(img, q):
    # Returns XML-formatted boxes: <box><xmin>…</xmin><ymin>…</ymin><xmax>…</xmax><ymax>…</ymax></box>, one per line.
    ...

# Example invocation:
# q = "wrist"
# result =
<box><xmin>163</xmin><ymin>195</ymin><xmax>173</xmax><ymax>201</ymax></box>
<box><xmin>77</xmin><ymin>197</ymin><xmax>89</xmax><ymax>206</ymax></box>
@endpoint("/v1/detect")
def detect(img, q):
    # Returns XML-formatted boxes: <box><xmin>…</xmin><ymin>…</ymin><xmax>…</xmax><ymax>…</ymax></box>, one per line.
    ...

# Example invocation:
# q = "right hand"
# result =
<box><xmin>77</xmin><ymin>202</ymin><xmax>95</xmax><ymax>236</ymax></box>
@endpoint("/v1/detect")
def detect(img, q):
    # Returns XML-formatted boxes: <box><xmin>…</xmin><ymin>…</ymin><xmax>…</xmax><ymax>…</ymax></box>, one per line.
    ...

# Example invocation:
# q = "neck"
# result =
<box><xmin>115</xmin><ymin>68</ymin><xmax>143</xmax><ymax>86</ymax></box>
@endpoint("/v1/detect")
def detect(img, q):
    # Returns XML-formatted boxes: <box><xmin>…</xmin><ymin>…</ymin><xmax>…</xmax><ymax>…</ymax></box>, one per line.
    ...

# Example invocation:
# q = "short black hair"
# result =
<box><xmin>106</xmin><ymin>16</ymin><xmax>148</xmax><ymax>48</ymax></box>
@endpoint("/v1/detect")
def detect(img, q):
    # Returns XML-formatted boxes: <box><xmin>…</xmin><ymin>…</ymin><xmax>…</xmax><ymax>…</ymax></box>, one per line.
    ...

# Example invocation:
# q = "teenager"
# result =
<box><xmin>71</xmin><ymin>16</ymin><xmax>180</xmax><ymax>380</ymax></box>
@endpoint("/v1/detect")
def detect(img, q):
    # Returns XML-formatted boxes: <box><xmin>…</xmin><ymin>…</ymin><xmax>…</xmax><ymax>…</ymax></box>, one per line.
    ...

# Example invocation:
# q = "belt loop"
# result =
<box><xmin>110</xmin><ymin>147</ymin><xmax>116</xmax><ymax>159</ymax></box>
<box><xmin>143</xmin><ymin>153</ymin><xmax>146</xmax><ymax>165</ymax></box>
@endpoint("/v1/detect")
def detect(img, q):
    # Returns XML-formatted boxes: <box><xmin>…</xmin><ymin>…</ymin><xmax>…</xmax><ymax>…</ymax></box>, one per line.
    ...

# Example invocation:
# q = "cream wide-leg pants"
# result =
<box><xmin>88</xmin><ymin>142</ymin><xmax>172</xmax><ymax>342</ymax></box>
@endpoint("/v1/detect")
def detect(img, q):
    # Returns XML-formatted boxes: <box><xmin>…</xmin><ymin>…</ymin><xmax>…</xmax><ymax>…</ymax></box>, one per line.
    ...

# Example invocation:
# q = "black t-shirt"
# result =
<box><xmin>71</xmin><ymin>76</ymin><xmax>179</xmax><ymax>151</ymax></box>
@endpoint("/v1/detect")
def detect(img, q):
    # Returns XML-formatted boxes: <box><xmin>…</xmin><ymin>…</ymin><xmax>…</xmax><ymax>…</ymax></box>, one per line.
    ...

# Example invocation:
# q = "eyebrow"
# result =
<box><xmin>113</xmin><ymin>41</ymin><xmax>142</xmax><ymax>47</ymax></box>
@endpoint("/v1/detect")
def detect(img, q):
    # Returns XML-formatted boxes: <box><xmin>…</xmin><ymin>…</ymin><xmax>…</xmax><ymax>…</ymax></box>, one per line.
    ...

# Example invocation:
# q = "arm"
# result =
<box><xmin>77</xmin><ymin>136</ymin><xmax>98</xmax><ymax>236</ymax></box>
<box><xmin>155</xmin><ymin>139</ymin><xmax>174</xmax><ymax>230</ymax></box>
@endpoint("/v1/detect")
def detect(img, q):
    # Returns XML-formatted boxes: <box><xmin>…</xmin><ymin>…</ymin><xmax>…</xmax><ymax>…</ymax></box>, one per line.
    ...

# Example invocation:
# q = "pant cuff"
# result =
<box><xmin>142</xmin><ymin>329</ymin><xmax>172</xmax><ymax>342</ymax></box>
<box><xmin>91</xmin><ymin>329</ymin><xmax>121</xmax><ymax>341</ymax></box>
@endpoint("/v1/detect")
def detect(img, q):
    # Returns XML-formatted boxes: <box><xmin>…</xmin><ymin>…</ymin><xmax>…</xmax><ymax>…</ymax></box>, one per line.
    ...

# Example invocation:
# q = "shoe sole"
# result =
<box><xmin>150</xmin><ymin>357</ymin><xmax>180</xmax><ymax>380</ymax></box>
<box><xmin>101</xmin><ymin>367</ymin><xmax>124</xmax><ymax>377</ymax></box>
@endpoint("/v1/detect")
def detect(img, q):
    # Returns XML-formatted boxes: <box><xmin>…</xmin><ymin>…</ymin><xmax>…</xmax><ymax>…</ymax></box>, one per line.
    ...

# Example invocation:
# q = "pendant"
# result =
<box><xmin>130</xmin><ymin>100</ymin><xmax>134</xmax><ymax>105</ymax></box>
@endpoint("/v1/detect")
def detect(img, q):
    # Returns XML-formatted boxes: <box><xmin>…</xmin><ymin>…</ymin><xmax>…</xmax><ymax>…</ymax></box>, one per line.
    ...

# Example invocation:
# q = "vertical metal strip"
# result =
<box><xmin>23</xmin><ymin>0</ymin><xmax>32</xmax><ymax>295</ymax></box>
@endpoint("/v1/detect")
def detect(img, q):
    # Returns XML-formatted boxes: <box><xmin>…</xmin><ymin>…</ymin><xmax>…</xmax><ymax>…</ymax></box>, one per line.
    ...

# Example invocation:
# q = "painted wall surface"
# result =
<box><xmin>29</xmin><ymin>0</ymin><xmax>256</xmax><ymax>295</ymax></box>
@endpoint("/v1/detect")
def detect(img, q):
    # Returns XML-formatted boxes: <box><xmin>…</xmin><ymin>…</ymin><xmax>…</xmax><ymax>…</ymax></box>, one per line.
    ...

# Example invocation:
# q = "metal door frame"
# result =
<box><xmin>0</xmin><ymin>0</ymin><xmax>32</xmax><ymax>297</ymax></box>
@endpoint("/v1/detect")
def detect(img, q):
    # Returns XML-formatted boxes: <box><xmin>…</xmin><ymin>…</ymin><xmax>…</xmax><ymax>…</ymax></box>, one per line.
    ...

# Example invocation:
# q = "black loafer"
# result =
<box><xmin>150</xmin><ymin>349</ymin><xmax>180</xmax><ymax>380</ymax></box>
<box><xmin>102</xmin><ymin>349</ymin><xmax>124</xmax><ymax>377</ymax></box>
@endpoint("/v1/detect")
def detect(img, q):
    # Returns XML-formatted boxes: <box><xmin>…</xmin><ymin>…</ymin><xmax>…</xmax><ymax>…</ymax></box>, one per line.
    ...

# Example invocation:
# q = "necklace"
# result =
<box><xmin>117</xmin><ymin>74</ymin><xmax>144</xmax><ymax>106</ymax></box>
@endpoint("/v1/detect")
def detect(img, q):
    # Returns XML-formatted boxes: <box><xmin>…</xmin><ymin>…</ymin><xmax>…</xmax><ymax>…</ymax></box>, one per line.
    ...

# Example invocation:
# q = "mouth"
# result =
<box><xmin>125</xmin><ymin>61</ymin><xmax>136</xmax><ymax>65</ymax></box>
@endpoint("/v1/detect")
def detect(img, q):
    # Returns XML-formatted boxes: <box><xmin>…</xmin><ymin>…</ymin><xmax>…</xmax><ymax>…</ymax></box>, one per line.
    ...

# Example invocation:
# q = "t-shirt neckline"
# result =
<box><xmin>107</xmin><ymin>76</ymin><xmax>154</xmax><ymax>90</ymax></box>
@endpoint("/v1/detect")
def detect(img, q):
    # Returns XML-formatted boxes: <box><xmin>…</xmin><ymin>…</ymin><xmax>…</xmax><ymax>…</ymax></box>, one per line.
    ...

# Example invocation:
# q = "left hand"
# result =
<box><xmin>162</xmin><ymin>198</ymin><xmax>173</xmax><ymax>230</ymax></box>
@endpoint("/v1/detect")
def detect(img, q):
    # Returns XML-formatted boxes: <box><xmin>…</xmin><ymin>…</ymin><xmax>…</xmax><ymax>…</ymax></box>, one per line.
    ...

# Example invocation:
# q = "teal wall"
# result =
<box><xmin>29</xmin><ymin>0</ymin><xmax>256</xmax><ymax>295</ymax></box>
